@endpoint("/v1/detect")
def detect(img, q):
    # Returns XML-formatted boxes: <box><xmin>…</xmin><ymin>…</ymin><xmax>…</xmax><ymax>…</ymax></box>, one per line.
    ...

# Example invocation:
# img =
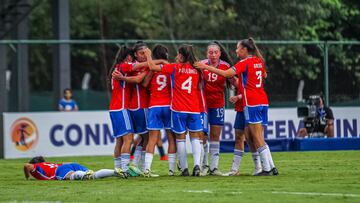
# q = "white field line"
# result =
<box><xmin>272</xmin><ymin>191</ymin><xmax>360</xmax><ymax>198</ymax></box>
<box><xmin>183</xmin><ymin>190</ymin><xmax>213</xmax><ymax>193</ymax></box>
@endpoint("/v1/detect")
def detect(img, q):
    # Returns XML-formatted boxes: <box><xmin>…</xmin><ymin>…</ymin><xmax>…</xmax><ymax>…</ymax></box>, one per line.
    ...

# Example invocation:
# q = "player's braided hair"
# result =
<box><xmin>178</xmin><ymin>44</ymin><xmax>198</xmax><ymax>66</ymax></box>
<box><xmin>29</xmin><ymin>156</ymin><xmax>46</xmax><ymax>164</ymax></box>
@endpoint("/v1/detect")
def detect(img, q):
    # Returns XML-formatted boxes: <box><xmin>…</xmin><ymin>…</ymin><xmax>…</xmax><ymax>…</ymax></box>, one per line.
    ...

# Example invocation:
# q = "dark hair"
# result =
<box><xmin>208</xmin><ymin>41</ymin><xmax>233</xmax><ymax>66</ymax></box>
<box><xmin>63</xmin><ymin>88</ymin><xmax>72</xmax><ymax>94</ymax></box>
<box><xmin>133</xmin><ymin>41</ymin><xmax>147</xmax><ymax>53</ymax></box>
<box><xmin>29</xmin><ymin>156</ymin><xmax>46</xmax><ymax>164</ymax></box>
<box><xmin>178</xmin><ymin>44</ymin><xmax>198</xmax><ymax>66</ymax></box>
<box><xmin>107</xmin><ymin>45</ymin><xmax>134</xmax><ymax>90</ymax></box>
<box><xmin>152</xmin><ymin>44</ymin><xmax>169</xmax><ymax>60</ymax></box>
<box><xmin>239</xmin><ymin>37</ymin><xmax>264</xmax><ymax>61</ymax></box>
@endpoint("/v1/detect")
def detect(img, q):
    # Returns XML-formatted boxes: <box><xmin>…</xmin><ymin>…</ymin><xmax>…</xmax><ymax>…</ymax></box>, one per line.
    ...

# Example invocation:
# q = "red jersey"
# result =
<box><xmin>30</xmin><ymin>162</ymin><xmax>62</xmax><ymax>180</ymax></box>
<box><xmin>109</xmin><ymin>63</ymin><xmax>133</xmax><ymax>111</ymax></box>
<box><xmin>161</xmin><ymin>63</ymin><xmax>201</xmax><ymax>113</ymax></box>
<box><xmin>128</xmin><ymin>64</ymin><xmax>149</xmax><ymax>110</ymax></box>
<box><xmin>232</xmin><ymin>56</ymin><xmax>268</xmax><ymax>106</ymax></box>
<box><xmin>148</xmin><ymin>71</ymin><xmax>171</xmax><ymax>107</ymax></box>
<box><xmin>202</xmin><ymin>59</ymin><xmax>230</xmax><ymax>108</ymax></box>
<box><xmin>235</xmin><ymin>75</ymin><xmax>245</xmax><ymax>112</ymax></box>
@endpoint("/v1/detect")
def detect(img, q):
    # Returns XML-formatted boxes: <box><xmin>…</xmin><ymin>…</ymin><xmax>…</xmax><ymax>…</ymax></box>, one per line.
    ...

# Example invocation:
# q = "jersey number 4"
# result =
<box><xmin>156</xmin><ymin>75</ymin><xmax>167</xmax><ymax>91</ymax></box>
<box><xmin>181</xmin><ymin>76</ymin><xmax>192</xmax><ymax>94</ymax></box>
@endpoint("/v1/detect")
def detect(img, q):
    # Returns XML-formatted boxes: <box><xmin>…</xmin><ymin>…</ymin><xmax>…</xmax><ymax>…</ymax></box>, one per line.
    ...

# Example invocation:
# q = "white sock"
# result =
<box><xmin>199</xmin><ymin>140</ymin><xmax>204</xmax><ymax>168</ymax></box>
<box><xmin>209</xmin><ymin>141</ymin><xmax>220</xmax><ymax>170</ymax></box>
<box><xmin>176</xmin><ymin>139</ymin><xmax>188</xmax><ymax>170</ymax></box>
<box><xmin>121</xmin><ymin>153</ymin><xmax>131</xmax><ymax>172</ymax></box>
<box><xmin>132</xmin><ymin>146</ymin><xmax>142</xmax><ymax>167</ymax></box>
<box><xmin>93</xmin><ymin>169</ymin><xmax>116</xmax><ymax>179</ymax></box>
<box><xmin>231</xmin><ymin>149</ymin><xmax>244</xmax><ymax>171</ymax></box>
<box><xmin>114</xmin><ymin>156</ymin><xmax>121</xmax><ymax>169</ymax></box>
<box><xmin>144</xmin><ymin>153</ymin><xmax>154</xmax><ymax>171</ymax></box>
<box><xmin>168</xmin><ymin>153</ymin><xmax>176</xmax><ymax>172</ymax></box>
<box><xmin>70</xmin><ymin>171</ymin><xmax>87</xmax><ymax>180</ymax></box>
<box><xmin>252</xmin><ymin>152</ymin><xmax>262</xmax><ymax>171</ymax></box>
<box><xmin>266</xmin><ymin>144</ymin><xmax>275</xmax><ymax>169</ymax></box>
<box><xmin>191</xmin><ymin>138</ymin><xmax>201</xmax><ymax>167</ymax></box>
<box><xmin>257</xmin><ymin>145</ymin><xmax>271</xmax><ymax>172</ymax></box>
<box><xmin>203</xmin><ymin>142</ymin><xmax>209</xmax><ymax>166</ymax></box>
<box><xmin>141</xmin><ymin>150</ymin><xmax>146</xmax><ymax>171</ymax></box>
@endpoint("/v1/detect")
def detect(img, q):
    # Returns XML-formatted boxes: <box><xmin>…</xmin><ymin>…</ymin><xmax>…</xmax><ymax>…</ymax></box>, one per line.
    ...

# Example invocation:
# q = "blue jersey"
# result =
<box><xmin>58</xmin><ymin>99</ymin><xmax>78</xmax><ymax>111</ymax></box>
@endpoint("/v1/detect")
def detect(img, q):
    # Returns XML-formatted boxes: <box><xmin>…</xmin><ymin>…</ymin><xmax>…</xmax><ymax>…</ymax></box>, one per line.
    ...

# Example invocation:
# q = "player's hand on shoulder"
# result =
<box><xmin>229</xmin><ymin>96</ymin><xmax>239</xmax><ymax>104</ymax></box>
<box><xmin>194</xmin><ymin>62</ymin><xmax>207</xmax><ymax>69</ymax></box>
<box><xmin>112</xmin><ymin>70</ymin><xmax>124</xmax><ymax>80</ymax></box>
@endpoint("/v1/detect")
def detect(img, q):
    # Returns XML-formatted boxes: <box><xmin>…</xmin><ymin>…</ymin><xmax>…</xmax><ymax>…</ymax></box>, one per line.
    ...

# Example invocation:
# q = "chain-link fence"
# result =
<box><xmin>1</xmin><ymin>39</ymin><xmax>359</xmax><ymax>111</ymax></box>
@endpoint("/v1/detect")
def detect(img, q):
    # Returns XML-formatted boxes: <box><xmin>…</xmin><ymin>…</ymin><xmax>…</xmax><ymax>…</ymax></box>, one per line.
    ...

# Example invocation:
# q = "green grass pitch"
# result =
<box><xmin>0</xmin><ymin>151</ymin><xmax>360</xmax><ymax>203</ymax></box>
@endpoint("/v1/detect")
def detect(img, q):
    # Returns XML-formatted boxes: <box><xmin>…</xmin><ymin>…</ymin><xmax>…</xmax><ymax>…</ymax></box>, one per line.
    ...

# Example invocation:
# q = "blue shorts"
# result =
<box><xmin>171</xmin><ymin>111</ymin><xmax>203</xmax><ymax>134</ymax></box>
<box><xmin>147</xmin><ymin>106</ymin><xmax>171</xmax><ymax>130</ymax></box>
<box><xmin>234</xmin><ymin>111</ymin><xmax>245</xmax><ymax>130</ymax></box>
<box><xmin>55</xmin><ymin>163</ymin><xmax>88</xmax><ymax>180</ymax></box>
<box><xmin>201</xmin><ymin>112</ymin><xmax>209</xmax><ymax>134</ymax></box>
<box><xmin>208</xmin><ymin>108</ymin><xmax>225</xmax><ymax>126</ymax></box>
<box><xmin>244</xmin><ymin>105</ymin><xmax>268</xmax><ymax>126</ymax></box>
<box><xmin>109</xmin><ymin>110</ymin><xmax>133</xmax><ymax>138</ymax></box>
<box><xmin>129</xmin><ymin>108</ymin><xmax>148</xmax><ymax>134</ymax></box>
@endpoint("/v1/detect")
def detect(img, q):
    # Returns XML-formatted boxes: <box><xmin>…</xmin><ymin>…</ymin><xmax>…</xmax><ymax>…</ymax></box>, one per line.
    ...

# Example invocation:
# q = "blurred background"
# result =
<box><xmin>0</xmin><ymin>0</ymin><xmax>359</xmax><ymax>112</ymax></box>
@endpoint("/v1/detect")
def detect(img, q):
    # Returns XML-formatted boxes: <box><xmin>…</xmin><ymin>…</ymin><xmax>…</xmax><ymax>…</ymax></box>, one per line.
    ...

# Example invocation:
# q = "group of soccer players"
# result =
<box><xmin>24</xmin><ymin>38</ymin><xmax>278</xmax><ymax>181</ymax></box>
<box><xmin>108</xmin><ymin>38</ymin><xmax>278</xmax><ymax>178</ymax></box>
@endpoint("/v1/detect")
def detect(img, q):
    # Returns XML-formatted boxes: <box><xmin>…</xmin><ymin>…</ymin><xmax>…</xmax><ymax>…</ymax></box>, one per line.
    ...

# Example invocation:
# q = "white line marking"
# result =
<box><xmin>184</xmin><ymin>190</ymin><xmax>213</xmax><ymax>194</ymax></box>
<box><xmin>272</xmin><ymin>191</ymin><xmax>360</xmax><ymax>198</ymax></box>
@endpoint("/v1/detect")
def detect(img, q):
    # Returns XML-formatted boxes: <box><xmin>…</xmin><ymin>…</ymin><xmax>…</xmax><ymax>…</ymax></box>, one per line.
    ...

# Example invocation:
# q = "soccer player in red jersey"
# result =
<box><xmin>199</xmin><ymin>41</ymin><xmax>235</xmax><ymax>176</ymax></box>
<box><xmin>23</xmin><ymin>156</ymin><xmax>126</xmax><ymax>180</ymax></box>
<box><xmin>195</xmin><ymin>38</ymin><xmax>278</xmax><ymax>176</ymax></box>
<box><xmin>140</xmin><ymin>44</ymin><xmax>176</xmax><ymax>177</ymax></box>
<box><xmin>145</xmin><ymin>45</ymin><xmax>203</xmax><ymax>176</ymax></box>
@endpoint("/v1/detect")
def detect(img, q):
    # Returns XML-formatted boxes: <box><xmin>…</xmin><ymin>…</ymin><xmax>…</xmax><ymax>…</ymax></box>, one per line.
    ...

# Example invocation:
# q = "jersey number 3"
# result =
<box><xmin>255</xmin><ymin>71</ymin><xmax>262</xmax><ymax>88</ymax></box>
<box><xmin>181</xmin><ymin>76</ymin><xmax>192</xmax><ymax>94</ymax></box>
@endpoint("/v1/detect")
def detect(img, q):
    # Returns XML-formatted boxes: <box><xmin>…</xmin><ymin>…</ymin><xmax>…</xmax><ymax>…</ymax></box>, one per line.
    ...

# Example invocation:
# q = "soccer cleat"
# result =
<box><xmin>200</xmin><ymin>165</ymin><xmax>209</xmax><ymax>176</ymax></box>
<box><xmin>168</xmin><ymin>170</ymin><xmax>175</xmax><ymax>176</ymax></box>
<box><xmin>144</xmin><ymin>169</ymin><xmax>160</xmax><ymax>178</ymax></box>
<box><xmin>181</xmin><ymin>168</ymin><xmax>190</xmax><ymax>176</ymax></box>
<box><xmin>177</xmin><ymin>161</ymin><xmax>182</xmax><ymax>171</ymax></box>
<box><xmin>222</xmin><ymin>169</ymin><xmax>240</xmax><ymax>176</ymax></box>
<box><xmin>82</xmin><ymin>170</ymin><xmax>94</xmax><ymax>180</ymax></box>
<box><xmin>271</xmin><ymin>167</ymin><xmax>279</xmax><ymax>176</ymax></box>
<box><xmin>114</xmin><ymin>168</ymin><xmax>128</xmax><ymax>179</ymax></box>
<box><xmin>252</xmin><ymin>167</ymin><xmax>263</xmax><ymax>176</ymax></box>
<box><xmin>160</xmin><ymin>155</ymin><xmax>168</xmax><ymax>161</ymax></box>
<box><xmin>192</xmin><ymin>165</ymin><xmax>201</xmax><ymax>177</ymax></box>
<box><xmin>253</xmin><ymin>170</ymin><xmax>272</xmax><ymax>176</ymax></box>
<box><xmin>129</xmin><ymin>165</ymin><xmax>144</xmax><ymax>177</ymax></box>
<box><xmin>209</xmin><ymin>168</ymin><xmax>223</xmax><ymax>176</ymax></box>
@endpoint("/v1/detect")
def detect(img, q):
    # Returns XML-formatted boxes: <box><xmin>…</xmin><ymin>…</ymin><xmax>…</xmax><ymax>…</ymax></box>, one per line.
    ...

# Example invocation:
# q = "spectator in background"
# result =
<box><xmin>298</xmin><ymin>95</ymin><xmax>334</xmax><ymax>138</ymax></box>
<box><xmin>58</xmin><ymin>88</ymin><xmax>79</xmax><ymax>111</ymax></box>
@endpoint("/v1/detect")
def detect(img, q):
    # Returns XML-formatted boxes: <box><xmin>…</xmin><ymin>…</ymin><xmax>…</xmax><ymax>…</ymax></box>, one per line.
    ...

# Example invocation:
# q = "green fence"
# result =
<box><xmin>1</xmin><ymin>39</ymin><xmax>360</xmax><ymax>111</ymax></box>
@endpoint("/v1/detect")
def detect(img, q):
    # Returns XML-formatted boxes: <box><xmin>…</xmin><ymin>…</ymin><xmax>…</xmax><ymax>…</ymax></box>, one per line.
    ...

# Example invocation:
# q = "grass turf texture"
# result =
<box><xmin>0</xmin><ymin>151</ymin><xmax>360</xmax><ymax>203</ymax></box>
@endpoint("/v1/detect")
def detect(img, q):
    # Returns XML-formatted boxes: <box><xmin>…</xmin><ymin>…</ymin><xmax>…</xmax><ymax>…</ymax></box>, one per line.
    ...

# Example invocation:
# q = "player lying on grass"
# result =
<box><xmin>23</xmin><ymin>156</ymin><xmax>127</xmax><ymax>180</ymax></box>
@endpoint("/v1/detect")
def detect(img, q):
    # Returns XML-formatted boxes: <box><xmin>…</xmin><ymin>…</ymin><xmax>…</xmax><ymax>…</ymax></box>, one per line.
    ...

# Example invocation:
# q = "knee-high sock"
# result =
<box><xmin>231</xmin><ymin>149</ymin><xmax>244</xmax><ymax>171</ymax></box>
<box><xmin>203</xmin><ymin>142</ymin><xmax>209</xmax><ymax>166</ymax></box>
<box><xmin>144</xmin><ymin>153</ymin><xmax>154</xmax><ymax>171</ymax></box>
<box><xmin>168</xmin><ymin>153</ymin><xmax>176</xmax><ymax>172</ymax></box>
<box><xmin>93</xmin><ymin>169</ymin><xmax>116</xmax><ymax>179</ymax></box>
<box><xmin>210</xmin><ymin>141</ymin><xmax>220</xmax><ymax>170</ymax></box>
<box><xmin>176</xmin><ymin>139</ymin><xmax>188</xmax><ymax>170</ymax></box>
<box><xmin>257</xmin><ymin>145</ymin><xmax>271</xmax><ymax>172</ymax></box>
<box><xmin>132</xmin><ymin>146</ymin><xmax>142</xmax><ymax>167</ymax></box>
<box><xmin>252</xmin><ymin>152</ymin><xmax>262</xmax><ymax>171</ymax></box>
<box><xmin>121</xmin><ymin>153</ymin><xmax>131</xmax><ymax>172</ymax></box>
<box><xmin>199</xmin><ymin>140</ymin><xmax>204</xmax><ymax>167</ymax></box>
<box><xmin>70</xmin><ymin>171</ymin><xmax>87</xmax><ymax>180</ymax></box>
<box><xmin>266</xmin><ymin>144</ymin><xmax>275</xmax><ymax>169</ymax></box>
<box><xmin>114</xmin><ymin>156</ymin><xmax>121</xmax><ymax>169</ymax></box>
<box><xmin>158</xmin><ymin>146</ymin><xmax>166</xmax><ymax>157</ymax></box>
<box><xmin>141</xmin><ymin>150</ymin><xmax>146</xmax><ymax>171</ymax></box>
<box><xmin>191</xmin><ymin>138</ymin><xmax>201</xmax><ymax>167</ymax></box>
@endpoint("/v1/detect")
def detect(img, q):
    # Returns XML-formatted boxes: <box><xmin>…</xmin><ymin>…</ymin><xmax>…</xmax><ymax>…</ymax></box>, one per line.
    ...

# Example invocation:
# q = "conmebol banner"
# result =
<box><xmin>3</xmin><ymin>107</ymin><xmax>360</xmax><ymax>158</ymax></box>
